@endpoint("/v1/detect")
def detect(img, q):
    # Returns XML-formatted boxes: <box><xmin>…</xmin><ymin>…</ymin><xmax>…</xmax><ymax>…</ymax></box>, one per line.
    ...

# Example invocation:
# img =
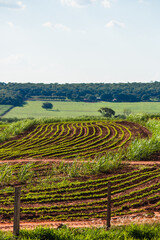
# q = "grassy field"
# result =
<box><xmin>1</xmin><ymin>224</ymin><xmax>160</xmax><ymax>240</ymax></box>
<box><xmin>0</xmin><ymin>105</ymin><xmax>12</xmax><ymax>116</ymax></box>
<box><xmin>3</xmin><ymin>101</ymin><xmax>160</xmax><ymax>119</ymax></box>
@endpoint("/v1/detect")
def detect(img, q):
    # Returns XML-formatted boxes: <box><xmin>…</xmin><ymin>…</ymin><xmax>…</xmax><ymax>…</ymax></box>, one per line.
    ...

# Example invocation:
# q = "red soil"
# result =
<box><xmin>0</xmin><ymin>212</ymin><xmax>160</xmax><ymax>231</ymax></box>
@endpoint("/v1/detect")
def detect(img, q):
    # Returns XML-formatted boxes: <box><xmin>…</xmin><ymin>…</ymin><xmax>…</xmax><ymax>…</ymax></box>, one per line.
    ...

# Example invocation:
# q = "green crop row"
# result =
<box><xmin>22</xmin><ymin>168</ymin><xmax>160</xmax><ymax>199</ymax></box>
<box><xmin>1</xmin><ymin>169</ymin><xmax>159</xmax><ymax>206</ymax></box>
<box><xmin>0</xmin><ymin>121</ymin><xmax>133</xmax><ymax>160</ymax></box>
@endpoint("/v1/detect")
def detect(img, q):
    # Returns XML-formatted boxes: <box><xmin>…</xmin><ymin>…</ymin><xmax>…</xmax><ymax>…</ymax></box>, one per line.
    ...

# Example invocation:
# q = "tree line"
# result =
<box><xmin>0</xmin><ymin>81</ymin><xmax>159</xmax><ymax>106</ymax></box>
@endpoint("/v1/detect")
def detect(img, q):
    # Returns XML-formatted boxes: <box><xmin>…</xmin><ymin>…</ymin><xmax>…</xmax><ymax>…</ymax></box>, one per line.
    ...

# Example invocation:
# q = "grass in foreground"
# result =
<box><xmin>1</xmin><ymin>224</ymin><xmax>160</xmax><ymax>240</ymax></box>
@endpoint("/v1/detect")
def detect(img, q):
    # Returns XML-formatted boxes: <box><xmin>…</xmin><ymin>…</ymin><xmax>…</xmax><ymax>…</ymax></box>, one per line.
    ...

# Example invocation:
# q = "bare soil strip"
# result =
<box><xmin>0</xmin><ymin>159</ymin><xmax>160</xmax><ymax>165</ymax></box>
<box><xmin>127</xmin><ymin>161</ymin><xmax>160</xmax><ymax>165</ymax></box>
<box><xmin>0</xmin><ymin>212</ymin><xmax>160</xmax><ymax>231</ymax></box>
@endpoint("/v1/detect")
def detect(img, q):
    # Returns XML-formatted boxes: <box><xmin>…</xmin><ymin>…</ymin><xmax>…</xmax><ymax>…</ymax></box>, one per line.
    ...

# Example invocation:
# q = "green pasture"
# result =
<box><xmin>3</xmin><ymin>101</ymin><xmax>160</xmax><ymax>119</ymax></box>
<box><xmin>0</xmin><ymin>105</ymin><xmax>12</xmax><ymax>116</ymax></box>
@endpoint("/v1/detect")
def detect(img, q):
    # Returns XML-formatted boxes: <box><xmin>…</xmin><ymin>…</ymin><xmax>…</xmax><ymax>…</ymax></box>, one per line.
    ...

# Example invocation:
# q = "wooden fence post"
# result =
<box><xmin>13</xmin><ymin>187</ymin><xmax>21</xmax><ymax>236</ymax></box>
<box><xmin>107</xmin><ymin>182</ymin><xmax>111</xmax><ymax>229</ymax></box>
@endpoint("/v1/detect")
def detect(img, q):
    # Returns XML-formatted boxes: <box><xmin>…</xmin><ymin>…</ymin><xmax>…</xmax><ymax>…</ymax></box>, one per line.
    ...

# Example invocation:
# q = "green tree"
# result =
<box><xmin>42</xmin><ymin>102</ymin><xmax>53</xmax><ymax>110</ymax></box>
<box><xmin>100</xmin><ymin>93</ymin><xmax>113</xmax><ymax>101</ymax></box>
<box><xmin>98</xmin><ymin>107</ymin><xmax>115</xmax><ymax>118</ymax></box>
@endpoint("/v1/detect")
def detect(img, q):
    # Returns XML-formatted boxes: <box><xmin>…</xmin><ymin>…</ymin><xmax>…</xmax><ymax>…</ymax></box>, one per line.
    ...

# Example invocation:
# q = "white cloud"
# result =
<box><xmin>0</xmin><ymin>0</ymin><xmax>25</xmax><ymax>9</ymax></box>
<box><xmin>42</xmin><ymin>22</ymin><xmax>71</xmax><ymax>32</ymax></box>
<box><xmin>7</xmin><ymin>21</ymin><xmax>14</xmax><ymax>28</ymax></box>
<box><xmin>17</xmin><ymin>1</ymin><xmax>25</xmax><ymax>9</ymax></box>
<box><xmin>60</xmin><ymin>0</ymin><xmax>96</xmax><ymax>8</ymax></box>
<box><xmin>42</xmin><ymin>22</ymin><xmax>53</xmax><ymax>28</ymax></box>
<box><xmin>106</xmin><ymin>20</ymin><xmax>125</xmax><ymax>28</ymax></box>
<box><xmin>61</xmin><ymin>0</ymin><xmax>82</xmax><ymax>8</ymax></box>
<box><xmin>0</xmin><ymin>55</ymin><xmax>24</xmax><ymax>65</ymax></box>
<box><xmin>101</xmin><ymin>0</ymin><xmax>111</xmax><ymax>8</ymax></box>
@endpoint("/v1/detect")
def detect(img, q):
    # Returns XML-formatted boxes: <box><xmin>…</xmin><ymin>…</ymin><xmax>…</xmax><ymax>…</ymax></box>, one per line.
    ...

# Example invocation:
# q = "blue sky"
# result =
<box><xmin>0</xmin><ymin>0</ymin><xmax>160</xmax><ymax>84</ymax></box>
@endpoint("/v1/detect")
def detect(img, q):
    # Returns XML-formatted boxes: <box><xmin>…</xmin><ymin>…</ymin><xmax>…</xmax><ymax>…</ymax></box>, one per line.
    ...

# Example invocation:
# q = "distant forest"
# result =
<box><xmin>0</xmin><ymin>82</ymin><xmax>160</xmax><ymax>106</ymax></box>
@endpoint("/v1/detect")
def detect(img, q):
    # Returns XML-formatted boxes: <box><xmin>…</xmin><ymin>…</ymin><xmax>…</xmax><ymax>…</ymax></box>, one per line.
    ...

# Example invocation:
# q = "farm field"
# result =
<box><xmin>0</xmin><ymin>117</ymin><xmax>159</xmax><ymax>229</ymax></box>
<box><xmin>3</xmin><ymin>101</ymin><xmax>160</xmax><ymax>119</ymax></box>
<box><xmin>0</xmin><ymin>120</ymin><xmax>149</xmax><ymax>160</ymax></box>
<box><xmin>0</xmin><ymin>161</ymin><xmax>160</xmax><ymax>224</ymax></box>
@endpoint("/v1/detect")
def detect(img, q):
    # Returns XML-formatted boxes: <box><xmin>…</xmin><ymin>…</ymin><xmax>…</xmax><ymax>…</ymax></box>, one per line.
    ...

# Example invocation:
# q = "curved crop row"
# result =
<box><xmin>0</xmin><ymin>120</ymin><xmax>147</xmax><ymax>160</ymax></box>
<box><xmin>0</xmin><ymin>166</ymin><xmax>159</xmax><ymax>222</ymax></box>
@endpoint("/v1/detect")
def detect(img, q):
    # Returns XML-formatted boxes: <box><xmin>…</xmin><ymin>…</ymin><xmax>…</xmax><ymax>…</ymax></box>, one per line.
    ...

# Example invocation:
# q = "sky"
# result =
<box><xmin>0</xmin><ymin>0</ymin><xmax>160</xmax><ymax>84</ymax></box>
